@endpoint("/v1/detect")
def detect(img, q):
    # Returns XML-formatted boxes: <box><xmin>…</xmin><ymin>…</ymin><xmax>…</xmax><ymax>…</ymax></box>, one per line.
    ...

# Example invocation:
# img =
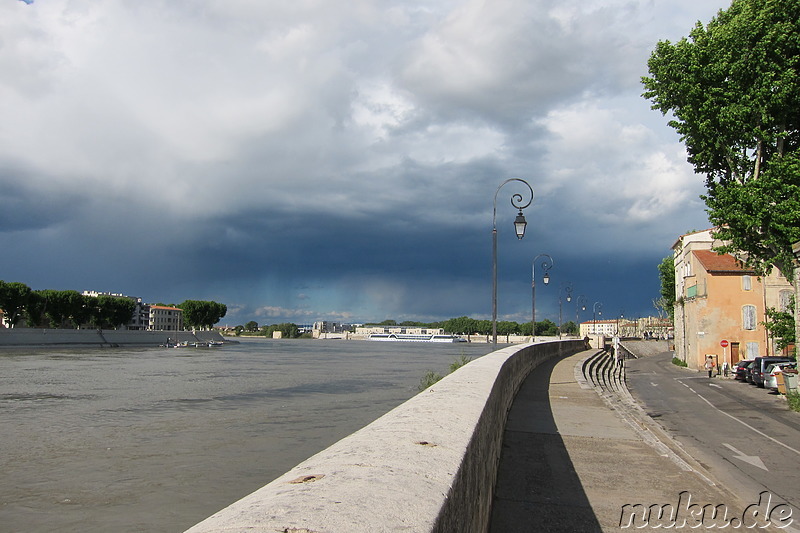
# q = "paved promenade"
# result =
<box><xmin>488</xmin><ymin>348</ymin><xmax>744</xmax><ymax>532</ymax></box>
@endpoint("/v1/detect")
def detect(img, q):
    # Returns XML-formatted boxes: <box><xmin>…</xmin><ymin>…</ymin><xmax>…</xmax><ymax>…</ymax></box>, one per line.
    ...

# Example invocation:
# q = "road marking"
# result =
<box><xmin>709</xmin><ymin>383</ymin><xmax>722</xmax><ymax>389</ymax></box>
<box><xmin>650</xmin><ymin>382</ymin><xmax>659</xmax><ymax>387</ymax></box>
<box><xmin>722</xmin><ymin>443</ymin><xmax>768</xmax><ymax>471</ymax></box>
<box><xmin>676</xmin><ymin>379</ymin><xmax>800</xmax><ymax>457</ymax></box>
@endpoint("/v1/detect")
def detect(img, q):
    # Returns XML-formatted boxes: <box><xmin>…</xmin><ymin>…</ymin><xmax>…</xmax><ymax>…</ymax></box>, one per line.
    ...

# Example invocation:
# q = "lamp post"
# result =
<box><xmin>558</xmin><ymin>283</ymin><xmax>573</xmax><ymax>338</ymax></box>
<box><xmin>492</xmin><ymin>178</ymin><xmax>534</xmax><ymax>345</ymax></box>
<box><xmin>576</xmin><ymin>295</ymin><xmax>587</xmax><ymax>335</ymax></box>
<box><xmin>531</xmin><ymin>253</ymin><xmax>553</xmax><ymax>342</ymax></box>
<box><xmin>592</xmin><ymin>302</ymin><xmax>602</xmax><ymax>335</ymax></box>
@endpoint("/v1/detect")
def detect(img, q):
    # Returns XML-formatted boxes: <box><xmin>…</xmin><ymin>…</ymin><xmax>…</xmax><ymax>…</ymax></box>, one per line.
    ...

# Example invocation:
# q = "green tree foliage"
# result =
<box><xmin>535</xmin><ymin>319</ymin><xmax>559</xmax><ymax>336</ymax></box>
<box><xmin>657</xmin><ymin>255</ymin><xmax>676</xmax><ymax>320</ymax></box>
<box><xmin>561</xmin><ymin>321</ymin><xmax>578</xmax><ymax>336</ymax></box>
<box><xmin>180</xmin><ymin>300</ymin><xmax>227</xmax><ymax>330</ymax></box>
<box><xmin>764</xmin><ymin>296</ymin><xmax>796</xmax><ymax>353</ymax></box>
<box><xmin>264</xmin><ymin>323</ymin><xmax>300</xmax><ymax>338</ymax></box>
<box><xmin>244</xmin><ymin>320</ymin><xmax>259</xmax><ymax>332</ymax></box>
<box><xmin>0</xmin><ymin>280</ymin><xmax>32</xmax><ymax>327</ymax></box>
<box><xmin>85</xmin><ymin>295</ymin><xmax>136</xmax><ymax>329</ymax></box>
<box><xmin>441</xmin><ymin>316</ymin><xmax>480</xmax><ymax>335</ymax></box>
<box><xmin>642</xmin><ymin>0</ymin><xmax>800</xmax><ymax>278</ymax></box>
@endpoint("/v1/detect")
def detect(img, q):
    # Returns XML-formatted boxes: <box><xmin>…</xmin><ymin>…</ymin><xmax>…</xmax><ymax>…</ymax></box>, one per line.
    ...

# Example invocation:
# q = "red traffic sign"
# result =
<box><xmin>720</xmin><ymin>340</ymin><xmax>729</xmax><ymax>348</ymax></box>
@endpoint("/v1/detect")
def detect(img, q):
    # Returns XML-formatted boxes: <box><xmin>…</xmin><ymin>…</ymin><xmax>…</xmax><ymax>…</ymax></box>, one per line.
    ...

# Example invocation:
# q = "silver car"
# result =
<box><xmin>763</xmin><ymin>362</ymin><xmax>798</xmax><ymax>392</ymax></box>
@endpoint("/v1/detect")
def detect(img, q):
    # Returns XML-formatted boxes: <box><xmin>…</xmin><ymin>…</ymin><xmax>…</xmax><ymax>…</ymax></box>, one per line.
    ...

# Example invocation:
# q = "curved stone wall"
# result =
<box><xmin>185</xmin><ymin>339</ymin><xmax>587</xmax><ymax>533</ymax></box>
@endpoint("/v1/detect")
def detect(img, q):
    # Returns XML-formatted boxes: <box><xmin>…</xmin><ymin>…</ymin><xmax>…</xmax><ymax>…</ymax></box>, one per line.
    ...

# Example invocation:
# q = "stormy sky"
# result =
<box><xmin>0</xmin><ymin>0</ymin><xmax>723</xmax><ymax>327</ymax></box>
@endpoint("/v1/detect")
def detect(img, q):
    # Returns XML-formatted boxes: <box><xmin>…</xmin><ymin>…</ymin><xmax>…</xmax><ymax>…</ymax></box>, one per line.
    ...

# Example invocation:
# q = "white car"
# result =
<box><xmin>763</xmin><ymin>362</ymin><xmax>797</xmax><ymax>392</ymax></box>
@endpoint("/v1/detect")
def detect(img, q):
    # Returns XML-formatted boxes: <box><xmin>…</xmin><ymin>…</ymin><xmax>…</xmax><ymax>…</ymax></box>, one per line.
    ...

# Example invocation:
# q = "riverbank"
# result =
<box><xmin>0</xmin><ymin>328</ymin><xmax>229</xmax><ymax>348</ymax></box>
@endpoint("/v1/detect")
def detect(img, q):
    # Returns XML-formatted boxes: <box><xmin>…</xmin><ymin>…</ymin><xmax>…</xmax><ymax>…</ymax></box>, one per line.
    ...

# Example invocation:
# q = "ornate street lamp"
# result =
<box><xmin>592</xmin><ymin>302</ymin><xmax>603</xmax><ymax>335</ymax></box>
<box><xmin>558</xmin><ymin>283</ymin><xmax>573</xmax><ymax>338</ymax></box>
<box><xmin>575</xmin><ymin>295</ymin><xmax>587</xmax><ymax>335</ymax></box>
<box><xmin>531</xmin><ymin>253</ymin><xmax>553</xmax><ymax>342</ymax></box>
<box><xmin>492</xmin><ymin>178</ymin><xmax>534</xmax><ymax>345</ymax></box>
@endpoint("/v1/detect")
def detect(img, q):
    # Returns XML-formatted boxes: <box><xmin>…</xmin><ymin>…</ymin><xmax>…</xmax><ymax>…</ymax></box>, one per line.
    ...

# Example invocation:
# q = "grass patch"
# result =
<box><xmin>418</xmin><ymin>355</ymin><xmax>474</xmax><ymax>392</ymax></box>
<box><xmin>418</xmin><ymin>371</ymin><xmax>444</xmax><ymax>391</ymax></box>
<box><xmin>786</xmin><ymin>391</ymin><xmax>800</xmax><ymax>413</ymax></box>
<box><xmin>449</xmin><ymin>355</ymin><xmax>473</xmax><ymax>373</ymax></box>
<box><xmin>672</xmin><ymin>357</ymin><xmax>688</xmax><ymax>368</ymax></box>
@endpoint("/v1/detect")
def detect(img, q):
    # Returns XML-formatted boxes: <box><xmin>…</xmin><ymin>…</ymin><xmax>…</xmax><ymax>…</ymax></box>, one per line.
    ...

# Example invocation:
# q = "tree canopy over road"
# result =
<box><xmin>643</xmin><ymin>0</ymin><xmax>800</xmax><ymax>349</ymax></box>
<box><xmin>642</xmin><ymin>0</ymin><xmax>800</xmax><ymax>278</ymax></box>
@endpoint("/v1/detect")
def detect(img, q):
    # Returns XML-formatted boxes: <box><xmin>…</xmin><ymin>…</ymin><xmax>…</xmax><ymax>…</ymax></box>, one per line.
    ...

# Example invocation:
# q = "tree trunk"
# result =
<box><xmin>794</xmin><ymin>241</ymin><xmax>800</xmax><ymax>358</ymax></box>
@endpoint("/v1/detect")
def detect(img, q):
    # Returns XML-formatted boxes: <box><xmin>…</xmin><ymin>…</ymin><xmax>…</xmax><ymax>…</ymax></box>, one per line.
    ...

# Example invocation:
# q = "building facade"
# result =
<box><xmin>673</xmin><ymin>229</ymin><xmax>794</xmax><ymax>370</ymax></box>
<box><xmin>148</xmin><ymin>305</ymin><xmax>184</xmax><ymax>331</ymax></box>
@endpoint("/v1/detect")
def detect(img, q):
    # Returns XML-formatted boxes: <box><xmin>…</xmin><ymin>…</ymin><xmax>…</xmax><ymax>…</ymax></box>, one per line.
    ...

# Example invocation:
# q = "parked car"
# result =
<box><xmin>745</xmin><ymin>361</ymin><xmax>757</xmax><ymax>384</ymax></box>
<box><xmin>763</xmin><ymin>362</ymin><xmax>798</xmax><ymax>392</ymax></box>
<box><xmin>751</xmin><ymin>356</ymin><xmax>794</xmax><ymax>388</ymax></box>
<box><xmin>734</xmin><ymin>360</ymin><xmax>753</xmax><ymax>381</ymax></box>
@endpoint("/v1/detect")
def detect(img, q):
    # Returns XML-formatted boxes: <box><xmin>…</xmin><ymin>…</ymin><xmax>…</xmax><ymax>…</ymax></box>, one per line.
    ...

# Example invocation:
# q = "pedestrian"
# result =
<box><xmin>704</xmin><ymin>357</ymin><xmax>714</xmax><ymax>378</ymax></box>
<box><xmin>722</xmin><ymin>361</ymin><xmax>729</xmax><ymax>377</ymax></box>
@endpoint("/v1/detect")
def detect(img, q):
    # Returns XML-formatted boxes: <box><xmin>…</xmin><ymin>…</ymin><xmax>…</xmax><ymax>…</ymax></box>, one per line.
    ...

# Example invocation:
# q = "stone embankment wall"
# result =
<box><xmin>0</xmin><ymin>328</ymin><xmax>227</xmax><ymax>347</ymax></box>
<box><xmin>185</xmin><ymin>339</ymin><xmax>587</xmax><ymax>533</ymax></box>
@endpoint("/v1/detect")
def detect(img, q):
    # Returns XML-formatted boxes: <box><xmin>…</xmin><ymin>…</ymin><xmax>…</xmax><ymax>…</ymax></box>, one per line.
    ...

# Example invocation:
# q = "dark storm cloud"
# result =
<box><xmin>0</xmin><ymin>0</ymin><xmax>724</xmax><ymax>324</ymax></box>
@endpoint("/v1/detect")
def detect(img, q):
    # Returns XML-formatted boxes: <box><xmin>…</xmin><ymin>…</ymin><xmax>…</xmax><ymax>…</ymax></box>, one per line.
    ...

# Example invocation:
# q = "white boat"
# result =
<box><xmin>368</xmin><ymin>333</ymin><xmax>468</xmax><ymax>343</ymax></box>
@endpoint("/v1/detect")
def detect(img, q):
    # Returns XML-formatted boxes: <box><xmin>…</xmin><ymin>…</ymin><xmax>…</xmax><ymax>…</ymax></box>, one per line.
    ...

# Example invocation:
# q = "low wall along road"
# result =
<box><xmin>185</xmin><ymin>339</ymin><xmax>587</xmax><ymax>533</ymax></box>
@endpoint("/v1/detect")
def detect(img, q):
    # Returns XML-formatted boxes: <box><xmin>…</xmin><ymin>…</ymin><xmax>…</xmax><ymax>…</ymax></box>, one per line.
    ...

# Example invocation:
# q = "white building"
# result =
<box><xmin>580</xmin><ymin>319</ymin><xmax>618</xmax><ymax>337</ymax></box>
<box><xmin>149</xmin><ymin>305</ymin><xmax>184</xmax><ymax>331</ymax></box>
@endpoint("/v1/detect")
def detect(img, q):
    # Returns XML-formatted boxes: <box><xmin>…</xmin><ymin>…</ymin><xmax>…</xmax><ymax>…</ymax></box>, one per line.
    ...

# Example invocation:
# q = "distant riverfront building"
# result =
<box><xmin>148</xmin><ymin>305</ymin><xmax>184</xmax><ymax>331</ymax></box>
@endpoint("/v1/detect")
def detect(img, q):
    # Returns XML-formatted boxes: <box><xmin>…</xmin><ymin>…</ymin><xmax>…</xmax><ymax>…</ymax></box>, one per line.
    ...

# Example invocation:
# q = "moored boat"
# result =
<box><xmin>367</xmin><ymin>333</ymin><xmax>468</xmax><ymax>343</ymax></box>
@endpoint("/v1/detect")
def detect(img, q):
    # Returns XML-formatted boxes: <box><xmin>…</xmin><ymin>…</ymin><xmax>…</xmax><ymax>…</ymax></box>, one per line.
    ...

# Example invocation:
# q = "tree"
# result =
<box><xmin>0</xmin><ymin>280</ymin><xmax>32</xmax><ymax>327</ymax></box>
<box><xmin>764</xmin><ymin>296</ymin><xmax>796</xmax><ymax>354</ymax></box>
<box><xmin>535</xmin><ymin>319</ymin><xmax>558</xmax><ymax>337</ymax></box>
<box><xmin>86</xmin><ymin>295</ymin><xmax>136</xmax><ymax>329</ymax></box>
<box><xmin>264</xmin><ymin>323</ymin><xmax>300</xmax><ymax>338</ymax></box>
<box><xmin>642</xmin><ymin>0</ymin><xmax>800</xmax><ymax>349</ymax></box>
<box><xmin>561</xmin><ymin>321</ymin><xmax>578</xmax><ymax>336</ymax></box>
<box><xmin>180</xmin><ymin>300</ymin><xmax>227</xmax><ymax>330</ymax></box>
<box><xmin>244</xmin><ymin>321</ymin><xmax>259</xmax><ymax>332</ymax></box>
<box><xmin>496</xmin><ymin>321</ymin><xmax>520</xmax><ymax>337</ymax></box>
<box><xmin>657</xmin><ymin>255</ymin><xmax>676</xmax><ymax>320</ymax></box>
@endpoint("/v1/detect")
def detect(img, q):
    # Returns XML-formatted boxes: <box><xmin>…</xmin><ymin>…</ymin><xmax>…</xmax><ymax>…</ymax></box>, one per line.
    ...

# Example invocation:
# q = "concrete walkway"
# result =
<box><xmin>488</xmin><ymin>349</ymin><xmax>741</xmax><ymax>532</ymax></box>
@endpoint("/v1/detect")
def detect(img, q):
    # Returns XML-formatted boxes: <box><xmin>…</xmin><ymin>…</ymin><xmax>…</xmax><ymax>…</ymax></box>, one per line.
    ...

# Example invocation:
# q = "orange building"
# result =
<box><xmin>673</xmin><ymin>230</ymin><xmax>794</xmax><ymax>370</ymax></box>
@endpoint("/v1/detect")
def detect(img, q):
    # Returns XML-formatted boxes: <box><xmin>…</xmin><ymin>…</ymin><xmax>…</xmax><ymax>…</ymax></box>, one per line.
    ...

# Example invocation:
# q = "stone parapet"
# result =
<box><xmin>185</xmin><ymin>339</ymin><xmax>587</xmax><ymax>533</ymax></box>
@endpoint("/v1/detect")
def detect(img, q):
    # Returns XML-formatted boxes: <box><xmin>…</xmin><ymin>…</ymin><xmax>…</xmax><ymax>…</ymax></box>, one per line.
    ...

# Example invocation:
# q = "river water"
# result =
<box><xmin>0</xmin><ymin>338</ymin><xmax>496</xmax><ymax>533</ymax></box>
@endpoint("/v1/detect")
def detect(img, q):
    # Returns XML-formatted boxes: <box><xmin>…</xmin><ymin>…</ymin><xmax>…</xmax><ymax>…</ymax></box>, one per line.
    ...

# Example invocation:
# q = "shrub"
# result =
<box><xmin>418</xmin><ymin>371</ymin><xmax>443</xmax><ymax>391</ymax></box>
<box><xmin>449</xmin><ymin>355</ymin><xmax>472</xmax><ymax>373</ymax></box>
<box><xmin>672</xmin><ymin>357</ymin><xmax>688</xmax><ymax>368</ymax></box>
<box><xmin>787</xmin><ymin>391</ymin><xmax>800</xmax><ymax>413</ymax></box>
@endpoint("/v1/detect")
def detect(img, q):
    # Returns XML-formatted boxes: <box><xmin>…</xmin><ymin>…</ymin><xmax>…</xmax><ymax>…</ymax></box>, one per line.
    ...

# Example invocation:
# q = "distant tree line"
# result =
<box><xmin>364</xmin><ymin>317</ymin><xmax>578</xmax><ymax>337</ymax></box>
<box><xmin>231</xmin><ymin>321</ymin><xmax>308</xmax><ymax>338</ymax></box>
<box><xmin>0</xmin><ymin>280</ymin><xmax>226</xmax><ymax>330</ymax></box>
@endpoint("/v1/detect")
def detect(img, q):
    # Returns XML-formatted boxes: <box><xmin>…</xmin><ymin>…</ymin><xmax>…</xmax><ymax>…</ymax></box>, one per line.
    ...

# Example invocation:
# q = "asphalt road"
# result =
<box><xmin>625</xmin><ymin>350</ymin><xmax>800</xmax><ymax>526</ymax></box>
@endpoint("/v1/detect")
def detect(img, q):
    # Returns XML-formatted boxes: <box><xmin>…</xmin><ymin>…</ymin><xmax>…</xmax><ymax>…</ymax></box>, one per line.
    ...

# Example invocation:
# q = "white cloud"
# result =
<box><xmin>0</xmin><ymin>0</ymin><xmax>723</xmax><ymax>323</ymax></box>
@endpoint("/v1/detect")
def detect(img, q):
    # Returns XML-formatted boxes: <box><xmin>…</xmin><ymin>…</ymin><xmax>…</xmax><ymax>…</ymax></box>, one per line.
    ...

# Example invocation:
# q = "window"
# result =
<box><xmin>742</xmin><ymin>275</ymin><xmax>752</xmax><ymax>291</ymax></box>
<box><xmin>779</xmin><ymin>290</ymin><xmax>793</xmax><ymax>312</ymax></box>
<box><xmin>743</xmin><ymin>305</ymin><xmax>757</xmax><ymax>330</ymax></box>
<box><xmin>746</xmin><ymin>342</ymin><xmax>759</xmax><ymax>358</ymax></box>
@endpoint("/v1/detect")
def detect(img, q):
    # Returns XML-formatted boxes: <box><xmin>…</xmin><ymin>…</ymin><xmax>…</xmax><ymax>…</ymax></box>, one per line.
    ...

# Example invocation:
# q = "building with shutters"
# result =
<box><xmin>672</xmin><ymin>229</ymin><xmax>794</xmax><ymax>370</ymax></box>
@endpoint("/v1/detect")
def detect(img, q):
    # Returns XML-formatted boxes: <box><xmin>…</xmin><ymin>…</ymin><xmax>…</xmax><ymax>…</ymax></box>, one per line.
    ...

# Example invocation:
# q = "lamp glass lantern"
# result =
<box><xmin>514</xmin><ymin>211</ymin><xmax>527</xmax><ymax>240</ymax></box>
